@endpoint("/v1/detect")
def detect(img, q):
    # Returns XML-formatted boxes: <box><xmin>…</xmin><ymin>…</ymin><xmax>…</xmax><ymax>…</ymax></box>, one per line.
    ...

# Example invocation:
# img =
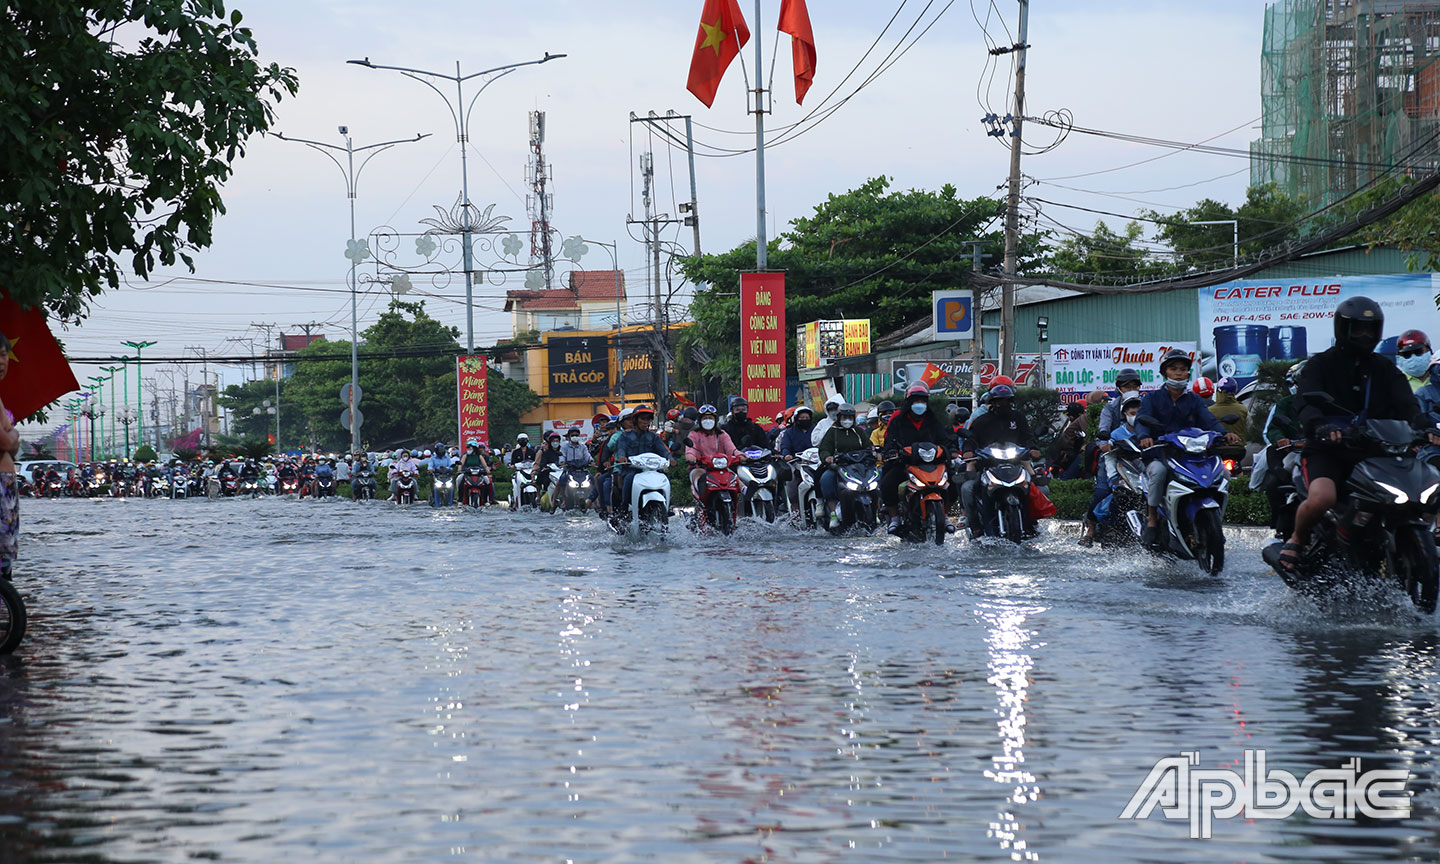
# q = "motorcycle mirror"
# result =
<box><xmin>1137</xmin><ymin>414</ymin><xmax>1162</xmax><ymax>429</ymax></box>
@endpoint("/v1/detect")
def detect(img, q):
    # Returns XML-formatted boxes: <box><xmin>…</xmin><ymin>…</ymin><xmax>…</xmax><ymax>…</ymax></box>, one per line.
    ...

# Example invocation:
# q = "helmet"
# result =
<box><xmin>434</xmin><ymin>442</ymin><xmax>444</xmax><ymax>452</ymax></box>
<box><xmin>1191</xmin><ymin>377</ymin><xmax>1215</xmax><ymax>398</ymax></box>
<box><xmin>836</xmin><ymin>402</ymin><xmax>856</xmax><ymax>418</ymax></box>
<box><xmin>423</xmin><ymin>450</ymin><xmax>433</xmax><ymax>458</ymax></box>
<box><xmin>698</xmin><ymin>403</ymin><xmax>718</xmax><ymax>417</ymax></box>
<box><xmin>1397</xmin><ymin>329</ymin><xmax>1431</xmax><ymax>357</ymax></box>
<box><xmin>989</xmin><ymin>375</ymin><xmax>1015</xmax><ymax>389</ymax></box>
<box><xmin>591</xmin><ymin>413</ymin><xmax>609</xmax><ymax>426</ymax></box>
<box><xmin>876</xmin><ymin>400</ymin><xmax>896</xmax><ymax>416</ymax></box>
<box><xmin>1115</xmin><ymin>367</ymin><xmax>1142</xmax><ymax>387</ymax></box>
<box><xmin>946</xmin><ymin>403</ymin><xmax>963</xmax><ymax>419</ymax></box>
<box><xmin>618</xmin><ymin>407</ymin><xmax>634</xmax><ymax>422</ymax></box>
<box><xmin>681</xmin><ymin>406</ymin><xmax>698</xmax><ymax>421</ymax></box>
<box><xmin>1216</xmin><ymin>376</ymin><xmax>1239</xmax><ymax>394</ymax></box>
<box><xmin>410</xmin><ymin>449</ymin><xmax>421</xmax><ymax>458</ymax></box>
<box><xmin>793</xmin><ymin>405</ymin><xmax>813</xmax><ymax>419</ymax></box>
<box><xmin>1120</xmin><ymin>391</ymin><xmax>1143</xmax><ymax>409</ymax></box>
<box><xmin>905</xmin><ymin>382</ymin><xmax>931</xmax><ymax>402</ymax></box>
<box><xmin>1158</xmin><ymin>349</ymin><xmax>1193</xmax><ymax>375</ymax></box>
<box><xmin>517</xmin><ymin>433</ymin><xmax>529</xmax><ymax>442</ymax></box>
<box><xmin>729</xmin><ymin>397</ymin><xmax>748</xmax><ymax>413</ymax></box>
<box><xmin>1333</xmin><ymin>296</ymin><xmax>1384</xmax><ymax>353</ymax></box>
<box><xmin>546</xmin><ymin>431</ymin><xmax>560</xmax><ymax>441</ymax></box>
<box><xmin>1086</xmin><ymin>389</ymin><xmax>1109</xmax><ymax>405</ymax></box>
<box><xmin>467</xmin><ymin>439</ymin><xmax>479</xmax><ymax>448</ymax></box>
<box><xmin>633</xmin><ymin>404</ymin><xmax>655</xmax><ymax>419</ymax></box>
<box><xmin>988</xmin><ymin>383</ymin><xmax>1016</xmax><ymax>400</ymax></box>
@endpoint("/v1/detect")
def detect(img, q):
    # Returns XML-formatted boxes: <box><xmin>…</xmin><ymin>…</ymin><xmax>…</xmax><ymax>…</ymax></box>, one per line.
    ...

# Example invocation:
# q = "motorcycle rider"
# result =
<box><xmin>1417</xmin><ymin>352</ymin><xmax>1440</xmax><ymax>416</ymax></box>
<box><xmin>457</xmin><ymin>439</ymin><xmax>492</xmax><ymax>504</ymax></box>
<box><xmin>612</xmin><ymin>405</ymin><xmax>669</xmax><ymax>514</ymax></box>
<box><xmin>312</xmin><ymin>457</ymin><xmax>335</xmax><ymax>496</ymax></box>
<box><xmin>1135</xmin><ymin>349</ymin><xmax>1242</xmax><ymax>550</ymax></box>
<box><xmin>818</xmin><ymin>403</ymin><xmax>870</xmax><ymax>529</ymax></box>
<box><xmin>596</xmin><ymin>410</ymin><xmax>634</xmax><ymax>518</ymax></box>
<box><xmin>869</xmin><ymin>400</ymin><xmax>896</xmax><ymax>447</ymax></box>
<box><xmin>239</xmin><ymin>458</ymin><xmax>260</xmax><ymax>491</ymax></box>
<box><xmin>389</xmin><ymin>448</ymin><xmax>419</xmax><ymax>499</ymax></box>
<box><xmin>1278</xmin><ymin>297</ymin><xmax>1439</xmax><ymax>571</ymax></box>
<box><xmin>1255</xmin><ymin>362</ymin><xmax>1307</xmax><ymax>539</ymax></box>
<box><xmin>778</xmin><ymin>405</ymin><xmax>816</xmax><ymax>511</ymax></box>
<box><xmin>507</xmin><ymin>433</ymin><xmax>537</xmax><ymax>466</ymax></box>
<box><xmin>881</xmin><ymin>383</ymin><xmax>956</xmax><ymax>534</ymax></box>
<box><xmin>556</xmin><ymin>428</ymin><xmax>592</xmax><ymax>502</ymax></box>
<box><xmin>277</xmin><ymin>459</ymin><xmax>299</xmax><ymax>492</ymax></box>
<box><xmin>960</xmin><ymin>380</ymin><xmax>1040</xmax><ymax>539</ymax></box>
<box><xmin>335</xmin><ymin>454</ymin><xmax>352</xmax><ymax>489</ymax></box>
<box><xmin>722</xmin><ymin>397</ymin><xmax>770</xmax><ymax>450</ymax></box>
<box><xmin>1055</xmin><ymin>401</ymin><xmax>1090</xmax><ymax>479</ymax></box>
<box><xmin>1208</xmin><ymin>377</ymin><xmax>1249</xmax><ymax>439</ymax></box>
<box><xmin>536</xmin><ymin>432</ymin><xmax>564</xmax><ymax>507</ymax></box>
<box><xmin>1395</xmin><ymin>329</ymin><xmax>1432</xmax><ymax>393</ymax></box>
<box><xmin>685</xmin><ymin>403</ymin><xmax>743</xmax><ymax>502</ymax></box>
<box><xmin>1080</xmin><ymin>368</ymin><xmax>1145</xmax><ymax>544</ymax></box>
<box><xmin>428</xmin><ymin>442</ymin><xmax>454</xmax><ymax>477</ymax></box>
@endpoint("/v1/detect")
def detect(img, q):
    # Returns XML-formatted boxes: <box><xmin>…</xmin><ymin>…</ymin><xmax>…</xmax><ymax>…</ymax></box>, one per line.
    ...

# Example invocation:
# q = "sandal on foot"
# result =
<box><xmin>1275</xmin><ymin>542</ymin><xmax>1303</xmax><ymax>573</ymax></box>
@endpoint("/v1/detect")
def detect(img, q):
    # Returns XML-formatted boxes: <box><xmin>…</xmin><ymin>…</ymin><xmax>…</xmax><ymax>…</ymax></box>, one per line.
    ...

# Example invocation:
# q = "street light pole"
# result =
<box><xmin>100</xmin><ymin>366</ymin><xmax>123</xmax><ymax>458</ymax></box>
<box><xmin>566</xmin><ymin>237</ymin><xmax>622</xmax><ymax>405</ymax></box>
<box><xmin>123</xmin><ymin>340</ymin><xmax>156</xmax><ymax>449</ymax></box>
<box><xmin>273</xmin><ymin>129</ymin><xmax>429</xmax><ymax>453</ymax></box>
<box><xmin>347</xmin><ymin>52</ymin><xmax>567</xmax><ymax>353</ymax></box>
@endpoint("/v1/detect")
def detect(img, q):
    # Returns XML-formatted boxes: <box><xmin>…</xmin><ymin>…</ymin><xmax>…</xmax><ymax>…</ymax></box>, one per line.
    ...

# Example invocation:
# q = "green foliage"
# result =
<box><xmin>1013</xmin><ymin>387</ymin><xmax>1063</xmax><ymax>452</ymax></box>
<box><xmin>1244</xmin><ymin>360</ymin><xmax>1294</xmax><ymax>444</ymax></box>
<box><xmin>1045</xmin><ymin>478</ymin><xmax>1272</xmax><ymax>526</ymax></box>
<box><xmin>1150</xmin><ymin>183</ymin><xmax>1306</xmax><ymax>271</ymax></box>
<box><xmin>488</xmin><ymin>373</ymin><xmax>542</xmax><ymax>445</ymax></box>
<box><xmin>677</xmin><ymin>177</ymin><xmax>1040</xmax><ymax>392</ymax></box>
<box><xmin>132</xmin><ymin>444</ymin><xmax>157</xmax><ymax>463</ymax></box>
<box><xmin>0</xmin><ymin>1</ymin><xmax>298</xmax><ymax>319</ymax></box>
<box><xmin>1048</xmin><ymin>220</ymin><xmax>1169</xmax><ymax>280</ymax></box>
<box><xmin>173</xmin><ymin>444</ymin><xmax>200</xmax><ymax>461</ymax></box>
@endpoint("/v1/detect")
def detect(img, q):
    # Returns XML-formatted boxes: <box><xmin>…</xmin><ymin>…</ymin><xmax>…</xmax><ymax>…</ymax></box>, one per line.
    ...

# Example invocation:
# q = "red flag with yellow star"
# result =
<box><xmin>919</xmin><ymin>363</ymin><xmax>947</xmax><ymax>389</ymax></box>
<box><xmin>0</xmin><ymin>291</ymin><xmax>80</xmax><ymax>423</ymax></box>
<box><xmin>687</xmin><ymin>0</ymin><xmax>750</xmax><ymax>108</ymax></box>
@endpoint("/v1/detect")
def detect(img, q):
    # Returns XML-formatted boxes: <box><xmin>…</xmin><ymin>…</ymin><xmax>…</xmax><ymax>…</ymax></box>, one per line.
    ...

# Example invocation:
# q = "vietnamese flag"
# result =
<box><xmin>777</xmin><ymin>0</ymin><xmax>816</xmax><ymax>105</ymax></box>
<box><xmin>0</xmin><ymin>292</ymin><xmax>80</xmax><ymax>423</ymax></box>
<box><xmin>687</xmin><ymin>0</ymin><xmax>750</xmax><ymax>108</ymax></box>
<box><xmin>919</xmin><ymin>363</ymin><xmax>947</xmax><ymax>389</ymax></box>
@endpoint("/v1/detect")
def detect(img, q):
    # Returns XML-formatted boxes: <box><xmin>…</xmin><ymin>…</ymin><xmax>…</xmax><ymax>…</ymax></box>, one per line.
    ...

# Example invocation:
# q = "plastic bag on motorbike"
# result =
<box><xmin>1027</xmin><ymin>482</ymin><xmax>1058</xmax><ymax>520</ymax></box>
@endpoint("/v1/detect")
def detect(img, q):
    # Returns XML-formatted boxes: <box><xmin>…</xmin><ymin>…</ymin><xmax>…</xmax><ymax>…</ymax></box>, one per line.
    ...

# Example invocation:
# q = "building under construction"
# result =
<box><xmin>1252</xmin><ymin>0</ymin><xmax>1440</xmax><ymax>206</ymax></box>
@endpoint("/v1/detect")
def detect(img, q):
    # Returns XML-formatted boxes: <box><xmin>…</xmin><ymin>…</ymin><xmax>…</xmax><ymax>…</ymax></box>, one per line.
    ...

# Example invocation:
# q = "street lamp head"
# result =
<box><xmin>346</xmin><ymin>58</ymin><xmax>373</xmax><ymax>68</ymax></box>
<box><xmin>542</xmin><ymin>52</ymin><xmax>567</xmax><ymax>63</ymax></box>
<box><xmin>338</xmin><ymin>125</ymin><xmax>349</xmax><ymax>135</ymax></box>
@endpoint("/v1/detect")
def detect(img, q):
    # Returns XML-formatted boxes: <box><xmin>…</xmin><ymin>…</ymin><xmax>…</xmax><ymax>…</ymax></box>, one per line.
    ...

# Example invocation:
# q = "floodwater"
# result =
<box><xmin>1</xmin><ymin>497</ymin><xmax>1437</xmax><ymax>863</ymax></box>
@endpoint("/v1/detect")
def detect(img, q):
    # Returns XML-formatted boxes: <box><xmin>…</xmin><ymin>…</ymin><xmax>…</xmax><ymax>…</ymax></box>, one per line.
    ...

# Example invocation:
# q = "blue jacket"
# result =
<box><xmin>1134</xmin><ymin>389</ymin><xmax>1225</xmax><ymax>441</ymax></box>
<box><xmin>428</xmin><ymin>454</ymin><xmax>454</xmax><ymax>474</ymax></box>
<box><xmin>777</xmin><ymin>424</ymin><xmax>813</xmax><ymax>457</ymax></box>
<box><xmin>616</xmin><ymin>429</ymin><xmax>669</xmax><ymax>460</ymax></box>
<box><xmin>1417</xmin><ymin>382</ymin><xmax>1440</xmax><ymax>417</ymax></box>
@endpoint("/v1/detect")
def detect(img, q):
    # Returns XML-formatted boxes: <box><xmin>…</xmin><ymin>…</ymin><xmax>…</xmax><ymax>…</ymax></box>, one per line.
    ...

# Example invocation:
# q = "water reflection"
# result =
<box><xmin>977</xmin><ymin>598</ymin><xmax>1045</xmax><ymax>861</ymax></box>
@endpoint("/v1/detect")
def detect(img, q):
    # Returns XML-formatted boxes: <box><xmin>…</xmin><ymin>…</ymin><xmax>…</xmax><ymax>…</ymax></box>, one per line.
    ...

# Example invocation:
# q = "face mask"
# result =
<box><xmin>700</xmin><ymin>418</ymin><xmax>716</xmax><ymax>430</ymax></box>
<box><xmin>840</xmin><ymin>419</ymin><xmax>854</xmax><ymax>429</ymax></box>
<box><xmin>1164</xmin><ymin>378</ymin><xmax>1188</xmax><ymax>392</ymax></box>
<box><xmin>1398</xmin><ymin>353</ymin><xmax>1431</xmax><ymax>378</ymax></box>
<box><xmin>549</xmin><ymin>442</ymin><xmax>558</xmax><ymax>449</ymax></box>
<box><xmin>911</xmin><ymin>403</ymin><xmax>927</xmax><ymax>416</ymax></box>
<box><xmin>1124</xmin><ymin>413</ymin><xmax>1139</xmax><ymax>426</ymax></box>
<box><xmin>733</xmin><ymin>412</ymin><xmax>747</xmax><ymax>422</ymax></box>
<box><xmin>795</xmin><ymin>417</ymin><xmax>811</xmax><ymax>429</ymax></box>
<box><xmin>568</xmin><ymin>437</ymin><xmax>579</xmax><ymax>445</ymax></box>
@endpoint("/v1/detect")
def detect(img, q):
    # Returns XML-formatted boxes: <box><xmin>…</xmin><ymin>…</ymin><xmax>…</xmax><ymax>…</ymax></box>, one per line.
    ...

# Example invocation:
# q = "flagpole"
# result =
<box><xmin>754</xmin><ymin>0</ymin><xmax>767</xmax><ymax>270</ymax></box>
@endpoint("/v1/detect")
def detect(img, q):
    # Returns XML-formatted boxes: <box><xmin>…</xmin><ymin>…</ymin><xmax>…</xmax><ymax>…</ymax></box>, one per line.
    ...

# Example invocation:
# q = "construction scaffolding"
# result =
<box><xmin>1253</xmin><ymin>0</ymin><xmax>1440</xmax><ymax>206</ymax></box>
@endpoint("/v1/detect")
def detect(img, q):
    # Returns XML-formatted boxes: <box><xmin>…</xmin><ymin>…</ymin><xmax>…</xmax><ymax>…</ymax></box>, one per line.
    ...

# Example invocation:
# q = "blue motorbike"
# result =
<box><xmin>1113</xmin><ymin>425</ymin><xmax>1230</xmax><ymax>575</ymax></box>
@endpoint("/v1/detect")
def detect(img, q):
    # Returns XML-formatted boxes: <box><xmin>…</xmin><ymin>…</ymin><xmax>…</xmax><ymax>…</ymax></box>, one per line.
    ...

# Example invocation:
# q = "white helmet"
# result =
<box><xmin>423</xmin><ymin>450</ymin><xmax>432</xmax><ymax>458</ymax></box>
<box><xmin>517</xmin><ymin>433</ymin><xmax>529</xmax><ymax>442</ymax></box>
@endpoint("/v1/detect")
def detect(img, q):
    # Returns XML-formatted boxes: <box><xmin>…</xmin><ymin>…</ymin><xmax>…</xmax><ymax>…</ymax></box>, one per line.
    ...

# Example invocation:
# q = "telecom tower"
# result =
<box><xmin>526</xmin><ymin>111</ymin><xmax>554</xmax><ymax>291</ymax></box>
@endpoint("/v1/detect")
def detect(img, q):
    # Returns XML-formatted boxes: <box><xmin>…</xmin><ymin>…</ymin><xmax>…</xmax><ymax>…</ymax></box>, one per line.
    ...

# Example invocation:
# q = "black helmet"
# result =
<box><xmin>1115</xmin><ymin>367</ymin><xmax>1142</xmax><ymax>387</ymax></box>
<box><xmin>1158</xmin><ymin>349</ymin><xmax>1192</xmax><ymax>375</ymax></box>
<box><xmin>1333</xmin><ymin>296</ymin><xmax>1384</xmax><ymax>353</ymax></box>
<box><xmin>875</xmin><ymin>400</ymin><xmax>896</xmax><ymax>415</ymax></box>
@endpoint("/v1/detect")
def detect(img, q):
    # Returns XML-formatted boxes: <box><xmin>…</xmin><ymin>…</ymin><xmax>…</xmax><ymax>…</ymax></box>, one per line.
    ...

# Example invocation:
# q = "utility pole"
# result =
<box><xmin>752</xmin><ymin>0</ymin><xmax>767</xmax><ymax>269</ymax></box>
<box><xmin>968</xmin><ymin>241</ymin><xmax>994</xmax><ymax>404</ymax></box>
<box><xmin>1000</xmin><ymin>0</ymin><xmax>1029</xmax><ymax>378</ymax></box>
<box><xmin>627</xmin><ymin>150</ymin><xmax>682</xmax><ymax>404</ymax></box>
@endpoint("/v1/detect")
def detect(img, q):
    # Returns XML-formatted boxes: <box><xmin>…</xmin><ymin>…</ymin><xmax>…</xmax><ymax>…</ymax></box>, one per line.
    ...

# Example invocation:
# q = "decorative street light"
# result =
<box><xmin>347</xmin><ymin>51</ymin><xmax>567</xmax><ymax>353</ymax></box>
<box><xmin>116</xmin><ymin>405</ymin><xmax>137</xmax><ymax>457</ymax></box>
<box><xmin>100</xmin><ymin>366</ymin><xmax>123</xmax><ymax>458</ymax></box>
<box><xmin>82</xmin><ymin>383</ymin><xmax>106</xmax><ymax>461</ymax></box>
<box><xmin>563</xmin><ymin>236</ymin><xmax>625</xmax><ymax>403</ymax></box>
<box><xmin>123</xmin><ymin>340</ymin><xmax>156</xmax><ymax>447</ymax></box>
<box><xmin>274</xmin><ymin>128</ymin><xmax>429</xmax><ymax>453</ymax></box>
<box><xmin>252</xmin><ymin>401</ymin><xmax>277</xmax><ymax>449</ymax></box>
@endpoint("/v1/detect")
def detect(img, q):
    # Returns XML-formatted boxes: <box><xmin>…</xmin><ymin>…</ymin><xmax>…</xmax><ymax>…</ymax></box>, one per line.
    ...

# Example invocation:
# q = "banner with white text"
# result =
<box><xmin>456</xmin><ymin>355</ymin><xmax>489</xmax><ymax>447</ymax></box>
<box><xmin>1048</xmin><ymin>342</ymin><xmax>1197</xmax><ymax>402</ymax></box>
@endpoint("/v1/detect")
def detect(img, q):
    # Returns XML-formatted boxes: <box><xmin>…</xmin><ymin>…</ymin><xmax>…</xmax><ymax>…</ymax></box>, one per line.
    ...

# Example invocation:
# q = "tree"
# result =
<box><xmin>133</xmin><ymin>444</ymin><xmax>158</xmax><ymax>463</ymax></box>
<box><xmin>1149</xmin><ymin>183</ymin><xmax>1306</xmax><ymax>271</ymax></box>
<box><xmin>1</xmin><ymin>1</ymin><xmax>298</xmax><ymax>319</ymax></box>
<box><xmin>677</xmin><ymin>177</ymin><xmax>1034</xmax><ymax>392</ymax></box>
<box><xmin>488</xmin><ymin>373</ymin><xmax>541</xmax><ymax>445</ymax></box>
<box><xmin>1047</xmin><ymin>219</ymin><xmax>1166</xmax><ymax>280</ymax></box>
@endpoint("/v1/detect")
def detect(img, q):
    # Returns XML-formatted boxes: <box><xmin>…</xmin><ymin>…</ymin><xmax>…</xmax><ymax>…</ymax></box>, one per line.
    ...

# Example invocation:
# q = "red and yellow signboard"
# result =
<box><xmin>456</xmin><ymin>355</ymin><xmax>490</xmax><ymax>446</ymax></box>
<box><xmin>740</xmin><ymin>272</ymin><xmax>786</xmax><ymax>425</ymax></box>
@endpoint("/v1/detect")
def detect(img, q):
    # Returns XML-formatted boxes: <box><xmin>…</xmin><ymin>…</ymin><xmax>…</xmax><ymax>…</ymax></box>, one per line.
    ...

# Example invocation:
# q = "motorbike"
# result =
<box><xmin>1125</xmin><ymin>418</ymin><xmax>1230</xmax><ymax>575</ymax></box>
<box><xmin>551</xmin><ymin>464</ymin><xmax>593</xmax><ymax>512</ymax></box>
<box><xmin>692</xmin><ymin>454</ymin><xmax>741</xmax><ymax>535</ymax></box>
<box><xmin>824</xmin><ymin>450</ymin><xmax>880</xmax><ymax>535</ymax></box>
<box><xmin>239</xmin><ymin>475</ymin><xmax>262</xmax><ymax>499</ymax></box>
<box><xmin>278</xmin><ymin>474</ymin><xmax>302</xmax><ymax>496</ymax></box>
<box><xmin>352</xmin><ymin>467</ymin><xmax>378</xmax><ymax>501</ymax></box>
<box><xmin>458</xmin><ymin>465</ymin><xmax>491</xmax><ymax>508</ymax></box>
<box><xmin>65</xmin><ymin>475</ymin><xmax>86</xmax><ymax>498</ymax></box>
<box><xmin>393</xmin><ymin>469</ymin><xmax>417</xmax><ymax>505</ymax></box>
<box><xmin>0</xmin><ymin>565</ymin><xmax>25</xmax><ymax>655</ymax></box>
<box><xmin>169</xmin><ymin>472</ymin><xmax>189</xmax><ymax>500</ymax></box>
<box><xmin>509</xmin><ymin>460</ymin><xmax>540</xmax><ymax>511</ymax></box>
<box><xmin>736</xmin><ymin>448</ymin><xmax>782</xmax><ymax>523</ymax></box>
<box><xmin>312</xmin><ymin>473</ymin><xmax>336</xmax><ymax>499</ymax></box>
<box><xmin>430</xmin><ymin>468</ymin><xmax>455</xmax><ymax>508</ymax></box>
<box><xmin>1262</xmin><ymin>412</ymin><xmax>1440</xmax><ymax>614</ymax></box>
<box><xmin>88</xmin><ymin>469</ymin><xmax>108</xmax><ymax>498</ymax></box>
<box><xmin>792</xmin><ymin>447</ymin><xmax>825</xmax><ymax>529</ymax></box>
<box><xmin>220</xmin><ymin>474</ymin><xmax>239</xmax><ymax>498</ymax></box>
<box><xmin>43</xmin><ymin>473</ymin><xmax>64</xmax><ymax>499</ymax></box>
<box><xmin>892</xmin><ymin>442</ymin><xmax>952</xmax><ymax>545</ymax></box>
<box><xmin>970</xmin><ymin>442</ymin><xmax>1037</xmax><ymax>543</ymax></box>
<box><xmin>610</xmin><ymin>452</ymin><xmax>671</xmax><ymax>538</ymax></box>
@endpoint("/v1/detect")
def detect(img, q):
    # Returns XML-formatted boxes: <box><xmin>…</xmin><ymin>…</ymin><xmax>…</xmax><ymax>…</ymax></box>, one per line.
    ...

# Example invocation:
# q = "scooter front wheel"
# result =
<box><xmin>929</xmin><ymin>501</ymin><xmax>947</xmax><ymax>546</ymax></box>
<box><xmin>1194</xmin><ymin>508</ymin><xmax>1225</xmax><ymax>575</ymax></box>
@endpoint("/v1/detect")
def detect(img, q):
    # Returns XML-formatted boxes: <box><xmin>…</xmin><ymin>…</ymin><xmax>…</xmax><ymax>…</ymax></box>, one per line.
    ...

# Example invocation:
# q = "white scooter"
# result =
<box><xmin>510</xmin><ymin>460</ymin><xmax>539</xmax><ymax>511</ymax></box>
<box><xmin>611</xmin><ymin>453</ymin><xmax>671</xmax><ymax>537</ymax></box>
<box><xmin>793</xmin><ymin>447</ymin><xmax>823</xmax><ymax>529</ymax></box>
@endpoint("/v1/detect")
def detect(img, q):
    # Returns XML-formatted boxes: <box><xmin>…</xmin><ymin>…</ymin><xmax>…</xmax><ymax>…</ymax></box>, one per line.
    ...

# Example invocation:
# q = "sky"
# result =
<box><xmin>38</xmin><ymin>0</ymin><xmax>1264</xmax><ymax>438</ymax></box>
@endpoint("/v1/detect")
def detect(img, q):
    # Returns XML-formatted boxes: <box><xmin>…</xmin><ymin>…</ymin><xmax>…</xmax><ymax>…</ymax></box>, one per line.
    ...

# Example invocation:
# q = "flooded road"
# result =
<box><xmin>1</xmin><ymin>497</ymin><xmax>1437</xmax><ymax>862</ymax></box>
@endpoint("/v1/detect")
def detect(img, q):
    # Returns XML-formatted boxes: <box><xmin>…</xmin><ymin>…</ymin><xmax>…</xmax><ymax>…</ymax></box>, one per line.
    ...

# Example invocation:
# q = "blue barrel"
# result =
<box><xmin>1213</xmin><ymin>325</ymin><xmax>1269</xmax><ymax>384</ymax></box>
<box><xmin>1267</xmin><ymin>326</ymin><xmax>1307</xmax><ymax>361</ymax></box>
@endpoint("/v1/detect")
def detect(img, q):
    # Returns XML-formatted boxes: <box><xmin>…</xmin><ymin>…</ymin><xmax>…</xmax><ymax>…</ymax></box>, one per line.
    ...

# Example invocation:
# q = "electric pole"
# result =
<box><xmin>1000</xmin><ymin>0</ymin><xmax>1029</xmax><ymax>378</ymax></box>
<box><xmin>968</xmin><ymin>241</ymin><xmax>994</xmax><ymax>403</ymax></box>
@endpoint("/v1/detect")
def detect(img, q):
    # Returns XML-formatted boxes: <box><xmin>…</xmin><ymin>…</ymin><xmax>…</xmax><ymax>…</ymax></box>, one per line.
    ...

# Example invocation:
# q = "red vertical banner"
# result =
<box><xmin>456</xmin><ymin>355</ymin><xmax>490</xmax><ymax>447</ymax></box>
<box><xmin>740</xmin><ymin>272</ymin><xmax>786</xmax><ymax>425</ymax></box>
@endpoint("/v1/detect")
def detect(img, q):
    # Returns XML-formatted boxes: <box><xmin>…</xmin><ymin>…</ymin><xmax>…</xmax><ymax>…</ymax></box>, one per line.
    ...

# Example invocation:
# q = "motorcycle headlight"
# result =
<box><xmin>844</xmin><ymin>480</ymin><xmax>860</xmax><ymax>491</ymax></box>
<box><xmin>568</xmin><ymin>480</ymin><xmax>580</xmax><ymax>487</ymax></box>
<box><xmin>867</xmin><ymin>479</ymin><xmax>879</xmax><ymax>490</ymax></box>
